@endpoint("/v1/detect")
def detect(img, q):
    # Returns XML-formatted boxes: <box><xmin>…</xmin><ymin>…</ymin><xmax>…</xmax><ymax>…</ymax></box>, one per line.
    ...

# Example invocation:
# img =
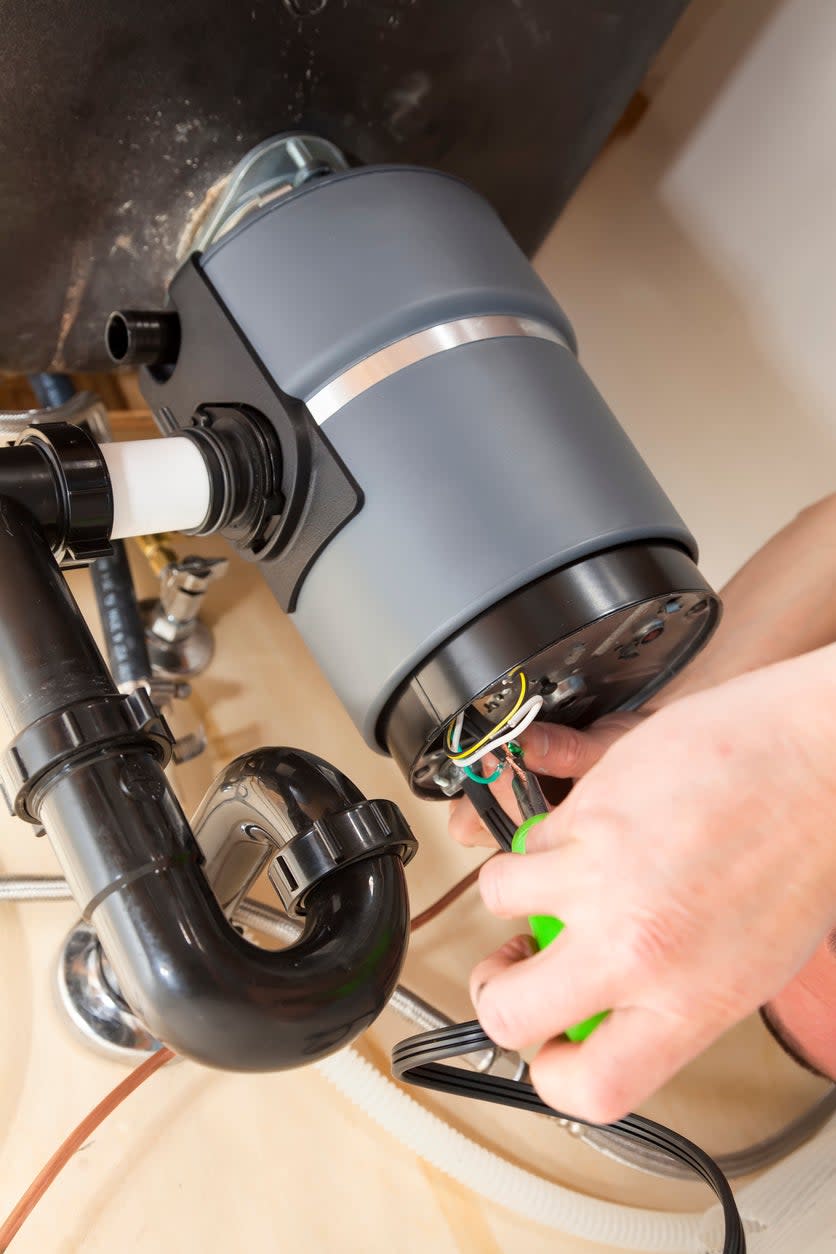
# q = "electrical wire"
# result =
<box><xmin>462</xmin><ymin>761</ymin><xmax>504</xmax><ymax>785</ymax></box>
<box><xmin>0</xmin><ymin>726</ymin><xmax>766</xmax><ymax>1254</ymax></box>
<box><xmin>448</xmin><ymin>709</ymin><xmax>466</xmax><ymax>753</ymax></box>
<box><xmin>410</xmin><ymin>857</ymin><xmax>494</xmax><ymax>931</ymax></box>
<box><xmin>451</xmin><ymin>696</ymin><xmax>545</xmax><ymax>768</ymax></box>
<box><xmin>446</xmin><ymin>671</ymin><xmax>528</xmax><ymax>761</ymax></box>
<box><xmin>0</xmin><ymin>1047</ymin><xmax>174</xmax><ymax>1252</ymax></box>
<box><xmin>392</xmin><ymin>1023</ymin><xmax>746</xmax><ymax>1254</ymax></box>
<box><xmin>0</xmin><ymin>856</ymin><xmax>815</xmax><ymax>1252</ymax></box>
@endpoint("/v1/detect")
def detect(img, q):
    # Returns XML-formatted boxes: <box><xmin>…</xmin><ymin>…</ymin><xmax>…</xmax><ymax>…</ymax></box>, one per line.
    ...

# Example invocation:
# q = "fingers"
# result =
<box><xmin>519</xmin><ymin>713</ymin><xmax>642</xmax><ymax>781</ymax></box>
<box><xmin>448</xmin><ymin>796</ymin><xmax>496</xmax><ymax>848</ymax></box>
<box><xmin>469</xmin><ymin>933</ymin><xmax>536</xmax><ymax>1005</ymax></box>
<box><xmin>448</xmin><ymin>712</ymin><xmax>641</xmax><ymax>849</ymax></box>
<box><xmin>528</xmin><ymin>1004</ymin><xmax>712</xmax><ymax>1125</ymax></box>
<box><xmin>471</xmin><ymin>909</ymin><xmax>717</xmax><ymax>1120</ymax></box>
<box><xmin>478</xmin><ymin>841</ymin><xmax>577</xmax><ymax>919</ymax></box>
<box><xmin>473</xmin><ymin>930</ymin><xmax>617</xmax><ymax>1051</ymax></box>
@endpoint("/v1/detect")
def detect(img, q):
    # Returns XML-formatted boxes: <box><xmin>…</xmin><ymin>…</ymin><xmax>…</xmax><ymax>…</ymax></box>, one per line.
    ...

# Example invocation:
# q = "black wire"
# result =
<box><xmin>392</xmin><ymin>1022</ymin><xmax>746</xmax><ymax>1254</ymax></box>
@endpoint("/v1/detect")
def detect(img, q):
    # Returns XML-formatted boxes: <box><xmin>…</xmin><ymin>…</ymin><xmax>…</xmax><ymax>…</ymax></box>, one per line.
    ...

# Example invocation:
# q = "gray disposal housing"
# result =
<box><xmin>200</xmin><ymin>166</ymin><xmax>696</xmax><ymax>749</ymax></box>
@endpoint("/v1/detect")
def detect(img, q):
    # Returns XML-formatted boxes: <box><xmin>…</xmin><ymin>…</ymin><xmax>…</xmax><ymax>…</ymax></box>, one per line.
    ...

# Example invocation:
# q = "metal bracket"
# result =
<box><xmin>190</xmin><ymin>133</ymin><xmax>349</xmax><ymax>254</ymax></box>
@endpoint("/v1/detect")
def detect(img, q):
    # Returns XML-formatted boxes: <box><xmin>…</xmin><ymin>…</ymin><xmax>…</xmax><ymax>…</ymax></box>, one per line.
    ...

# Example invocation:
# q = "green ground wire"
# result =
<box><xmin>462</xmin><ymin>763</ymin><xmax>504</xmax><ymax>785</ymax></box>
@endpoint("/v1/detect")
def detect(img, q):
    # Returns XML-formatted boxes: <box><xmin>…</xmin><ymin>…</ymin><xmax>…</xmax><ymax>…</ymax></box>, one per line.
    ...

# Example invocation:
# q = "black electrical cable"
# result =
<box><xmin>393</xmin><ymin>1022</ymin><xmax>746</xmax><ymax>1253</ymax></box>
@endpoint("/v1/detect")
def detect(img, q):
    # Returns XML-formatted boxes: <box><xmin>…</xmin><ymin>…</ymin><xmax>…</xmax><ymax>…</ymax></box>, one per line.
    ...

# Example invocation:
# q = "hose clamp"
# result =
<box><xmin>268</xmin><ymin>798</ymin><xmax>417</xmax><ymax>915</ymax></box>
<box><xmin>0</xmin><ymin>690</ymin><xmax>173</xmax><ymax>822</ymax></box>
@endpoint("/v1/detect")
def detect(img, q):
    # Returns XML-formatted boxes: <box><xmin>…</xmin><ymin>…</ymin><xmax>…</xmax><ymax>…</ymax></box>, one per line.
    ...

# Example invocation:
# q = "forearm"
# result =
<box><xmin>660</xmin><ymin>492</ymin><xmax>836</xmax><ymax>704</ymax></box>
<box><xmin>700</xmin><ymin>640</ymin><xmax>836</xmax><ymax>1078</ymax></box>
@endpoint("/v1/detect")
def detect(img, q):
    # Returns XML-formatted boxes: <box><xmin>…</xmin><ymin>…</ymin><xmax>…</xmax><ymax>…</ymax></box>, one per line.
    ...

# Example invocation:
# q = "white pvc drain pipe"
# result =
<box><xmin>101</xmin><ymin>438</ymin><xmax>212</xmax><ymax>538</ymax></box>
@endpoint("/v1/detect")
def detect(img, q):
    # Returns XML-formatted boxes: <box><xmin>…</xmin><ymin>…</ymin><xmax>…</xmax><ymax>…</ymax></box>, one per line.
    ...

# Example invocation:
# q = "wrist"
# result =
<box><xmin>780</xmin><ymin>643</ymin><xmax>836</xmax><ymax>788</ymax></box>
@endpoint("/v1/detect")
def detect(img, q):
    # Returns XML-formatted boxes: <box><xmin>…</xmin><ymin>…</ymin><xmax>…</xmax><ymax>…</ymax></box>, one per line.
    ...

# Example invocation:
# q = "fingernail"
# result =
<box><xmin>525</xmin><ymin>824</ymin><xmax>548</xmax><ymax>853</ymax></box>
<box><xmin>523</xmin><ymin>723</ymin><xmax>549</xmax><ymax>759</ymax></box>
<box><xmin>505</xmin><ymin>933</ymin><xmax>537</xmax><ymax>961</ymax></box>
<box><xmin>472</xmin><ymin>981</ymin><xmax>486</xmax><ymax>1007</ymax></box>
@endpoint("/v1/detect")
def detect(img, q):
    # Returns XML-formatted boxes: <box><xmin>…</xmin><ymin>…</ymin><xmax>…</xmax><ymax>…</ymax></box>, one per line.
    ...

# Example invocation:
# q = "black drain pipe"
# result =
<box><xmin>0</xmin><ymin>495</ymin><xmax>412</xmax><ymax>1069</ymax></box>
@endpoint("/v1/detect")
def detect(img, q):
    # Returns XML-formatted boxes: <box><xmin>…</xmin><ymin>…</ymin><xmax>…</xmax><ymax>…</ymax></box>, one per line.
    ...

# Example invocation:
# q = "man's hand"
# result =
<box><xmin>448</xmin><ymin>711</ymin><xmax>642</xmax><ymax>848</ymax></box>
<box><xmin>463</xmin><ymin>647</ymin><xmax>836</xmax><ymax>1123</ymax></box>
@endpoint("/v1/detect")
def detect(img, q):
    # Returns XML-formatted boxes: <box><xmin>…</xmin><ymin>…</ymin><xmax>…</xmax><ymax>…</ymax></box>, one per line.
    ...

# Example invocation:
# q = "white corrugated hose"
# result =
<box><xmin>316</xmin><ymin>1045</ymin><xmax>836</xmax><ymax>1253</ymax></box>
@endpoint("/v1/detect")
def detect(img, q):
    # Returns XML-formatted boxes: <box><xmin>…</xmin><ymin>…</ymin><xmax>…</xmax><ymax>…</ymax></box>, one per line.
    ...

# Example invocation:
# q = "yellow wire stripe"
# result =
<box><xmin>446</xmin><ymin>671</ymin><xmax>528</xmax><ymax>761</ymax></box>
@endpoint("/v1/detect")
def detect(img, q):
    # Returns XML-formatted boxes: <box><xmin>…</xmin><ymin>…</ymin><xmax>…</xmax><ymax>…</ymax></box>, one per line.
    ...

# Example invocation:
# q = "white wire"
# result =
<box><xmin>453</xmin><ymin>697</ymin><xmax>544</xmax><ymax>768</ymax></box>
<box><xmin>449</xmin><ymin>710</ymin><xmax>465</xmax><ymax>754</ymax></box>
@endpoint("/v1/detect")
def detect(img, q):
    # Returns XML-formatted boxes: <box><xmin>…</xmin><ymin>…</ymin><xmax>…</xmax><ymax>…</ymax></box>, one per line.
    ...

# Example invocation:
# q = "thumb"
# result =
<box><xmin>519</xmin><ymin>712</ymin><xmax>643</xmax><ymax>780</ymax></box>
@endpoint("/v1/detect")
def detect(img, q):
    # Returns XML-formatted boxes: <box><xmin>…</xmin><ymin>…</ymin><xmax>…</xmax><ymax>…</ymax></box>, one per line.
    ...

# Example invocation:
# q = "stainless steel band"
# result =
<box><xmin>306</xmin><ymin>314</ymin><xmax>571</xmax><ymax>425</ymax></box>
